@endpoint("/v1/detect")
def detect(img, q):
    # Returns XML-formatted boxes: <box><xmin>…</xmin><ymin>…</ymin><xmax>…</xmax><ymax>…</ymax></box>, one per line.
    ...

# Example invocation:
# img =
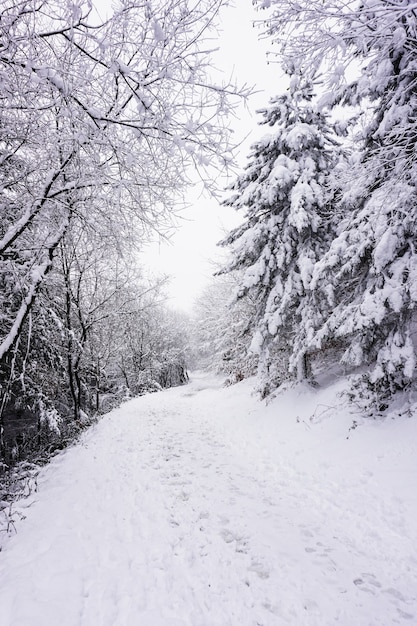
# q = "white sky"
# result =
<box><xmin>141</xmin><ymin>2</ymin><xmax>285</xmax><ymax>314</ymax></box>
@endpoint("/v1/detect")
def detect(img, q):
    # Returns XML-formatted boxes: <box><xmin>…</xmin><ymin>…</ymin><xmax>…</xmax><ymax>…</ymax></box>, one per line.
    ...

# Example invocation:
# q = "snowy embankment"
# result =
<box><xmin>0</xmin><ymin>372</ymin><xmax>416</xmax><ymax>626</ymax></box>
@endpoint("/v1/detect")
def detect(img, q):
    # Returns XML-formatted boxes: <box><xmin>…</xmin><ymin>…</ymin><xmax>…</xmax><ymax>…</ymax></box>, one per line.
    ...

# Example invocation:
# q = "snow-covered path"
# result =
<box><xmin>0</xmin><ymin>372</ymin><xmax>416</xmax><ymax>626</ymax></box>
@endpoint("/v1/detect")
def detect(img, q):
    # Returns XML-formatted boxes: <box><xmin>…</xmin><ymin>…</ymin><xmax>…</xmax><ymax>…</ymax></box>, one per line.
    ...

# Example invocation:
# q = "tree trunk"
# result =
<box><xmin>297</xmin><ymin>352</ymin><xmax>311</xmax><ymax>382</ymax></box>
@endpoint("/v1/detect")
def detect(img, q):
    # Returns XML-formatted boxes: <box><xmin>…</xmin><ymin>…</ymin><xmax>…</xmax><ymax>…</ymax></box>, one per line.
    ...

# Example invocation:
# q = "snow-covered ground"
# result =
<box><xmin>0</xmin><ymin>371</ymin><xmax>416</xmax><ymax>626</ymax></box>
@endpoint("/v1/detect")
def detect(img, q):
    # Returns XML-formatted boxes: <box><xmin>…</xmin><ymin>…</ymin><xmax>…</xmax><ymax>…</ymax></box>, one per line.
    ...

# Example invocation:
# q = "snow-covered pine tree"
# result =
<box><xmin>251</xmin><ymin>0</ymin><xmax>417</xmax><ymax>410</ymax></box>
<box><xmin>220</xmin><ymin>76</ymin><xmax>341</xmax><ymax>396</ymax></box>
<box><xmin>304</xmin><ymin>1</ymin><xmax>417</xmax><ymax>411</ymax></box>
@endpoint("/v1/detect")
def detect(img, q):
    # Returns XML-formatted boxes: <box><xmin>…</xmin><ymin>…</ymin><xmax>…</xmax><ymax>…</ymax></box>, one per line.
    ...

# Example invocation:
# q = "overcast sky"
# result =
<box><xmin>141</xmin><ymin>2</ymin><xmax>284</xmax><ymax>313</ymax></box>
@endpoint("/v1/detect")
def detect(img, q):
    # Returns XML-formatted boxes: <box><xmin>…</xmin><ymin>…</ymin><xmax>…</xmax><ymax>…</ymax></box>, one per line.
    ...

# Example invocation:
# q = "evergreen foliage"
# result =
<box><xmin>310</xmin><ymin>0</ymin><xmax>417</xmax><ymax>406</ymax></box>
<box><xmin>220</xmin><ymin>77</ymin><xmax>341</xmax><ymax>395</ymax></box>
<box><xmin>222</xmin><ymin>0</ymin><xmax>417</xmax><ymax>410</ymax></box>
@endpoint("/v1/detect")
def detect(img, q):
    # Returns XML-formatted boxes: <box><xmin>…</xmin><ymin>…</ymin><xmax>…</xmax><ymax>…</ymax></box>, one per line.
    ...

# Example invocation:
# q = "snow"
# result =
<box><xmin>373</xmin><ymin>228</ymin><xmax>398</xmax><ymax>272</ymax></box>
<box><xmin>269</xmin><ymin>155</ymin><xmax>298</xmax><ymax>188</ymax></box>
<box><xmin>1</xmin><ymin>371</ymin><xmax>417</xmax><ymax>625</ymax></box>
<box><xmin>284</xmin><ymin>123</ymin><xmax>318</xmax><ymax>151</ymax></box>
<box><xmin>38</xmin><ymin>400</ymin><xmax>62</xmax><ymax>436</ymax></box>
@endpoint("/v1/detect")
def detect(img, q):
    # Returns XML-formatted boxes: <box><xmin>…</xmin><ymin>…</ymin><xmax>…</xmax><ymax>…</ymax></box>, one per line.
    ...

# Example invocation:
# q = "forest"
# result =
<box><xmin>1</xmin><ymin>0</ymin><xmax>417</xmax><ymax>475</ymax></box>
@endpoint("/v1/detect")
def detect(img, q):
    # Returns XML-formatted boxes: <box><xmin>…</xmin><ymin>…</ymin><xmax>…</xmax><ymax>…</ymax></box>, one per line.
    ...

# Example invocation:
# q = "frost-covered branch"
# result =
<box><xmin>0</xmin><ymin>217</ymin><xmax>69</xmax><ymax>361</ymax></box>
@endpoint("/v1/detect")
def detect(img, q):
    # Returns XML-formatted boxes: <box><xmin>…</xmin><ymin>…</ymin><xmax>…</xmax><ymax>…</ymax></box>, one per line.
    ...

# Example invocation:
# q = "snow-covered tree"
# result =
<box><xmin>220</xmin><ymin>76</ymin><xmax>341</xmax><ymax>395</ymax></box>
<box><xmin>192</xmin><ymin>275</ymin><xmax>258</xmax><ymax>384</ymax></box>
<box><xmin>0</xmin><ymin>0</ymin><xmax>244</xmax><ymax>366</ymax></box>
<box><xmin>0</xmin><ymin>0</ymin><xmax>246</xmax><ymax>462</ymax></box>
<box><xmin>99</xmin><ymin>293</ymin><xmax>191</xmax><ymax>402</ymax></box>
<box><xmin>255</xmin><ymin>0</ymin><xmax>417</xmax><ymax>408</ymax></box>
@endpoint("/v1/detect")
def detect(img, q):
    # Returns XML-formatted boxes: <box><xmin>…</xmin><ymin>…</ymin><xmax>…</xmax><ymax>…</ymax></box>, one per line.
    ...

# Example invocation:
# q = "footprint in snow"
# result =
<box><xmin>248</xmin><ymin>560</ymin><xmax>270</xmax><ymax>579</ymax></box>
<box><xmin>219</xmin><ymin>528</ymin><xmax>239</xmax><ymax>544</ymax></box>
<box><xmin>396</xmin><ymin>607</ymin><xmax>415</xmax><ymax>621</ymax></box>
<box><xmin>353</xmin><ymin>575</ymin><xmax>414</xmax><ymax>620</ymax></box>
<box><xmin>219</xmin><ymin>527</ymin><xmax>249</xmax><ymax>553</ymax></box>
<box><xmin>383</xmin><ymin>587</ymin><xmax>407</xmax><ymax>602</ymax></box>
<box><xmin>305</xmin><ymin>542</ymin><xmax>334</xmax><ymax>557</ymax></box>
<box><xmin>353</xmin><ymin>572</ymin><xmax>382</xmax><ymax>595</ymax></box>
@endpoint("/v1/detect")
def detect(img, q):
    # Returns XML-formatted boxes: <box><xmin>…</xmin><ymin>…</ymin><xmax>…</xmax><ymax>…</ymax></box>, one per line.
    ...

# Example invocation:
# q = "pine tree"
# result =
<box><xmin>307</xmin><ymin>1</ymin><xmax>417</xmax><ymax>410</ymax></box>
<box><xmin>252</xmin><ymin>0</ymin><xmax>417</xmax><ymax>410</ymax></box>
<box><xmin>220</xmin><ymin>76</ymin><xmax>341</xmax><ymax>396</ymax></box>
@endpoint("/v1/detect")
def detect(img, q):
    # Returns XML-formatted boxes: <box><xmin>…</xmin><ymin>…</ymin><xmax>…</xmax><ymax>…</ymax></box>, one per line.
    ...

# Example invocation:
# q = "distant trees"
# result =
<box><xmin>192</xmin><ymin>275</ymin><xmax>258</xmax><ymax>384</ymax></box>
<box><xmin>220</xmin><ymin>0</ymin><xmax>417</xmax><ymax>411</ymax></box>
<box><xmin>0</xmin><ymin>0</ymin><xmax>246</xmax><ymax>465</ymax></box>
